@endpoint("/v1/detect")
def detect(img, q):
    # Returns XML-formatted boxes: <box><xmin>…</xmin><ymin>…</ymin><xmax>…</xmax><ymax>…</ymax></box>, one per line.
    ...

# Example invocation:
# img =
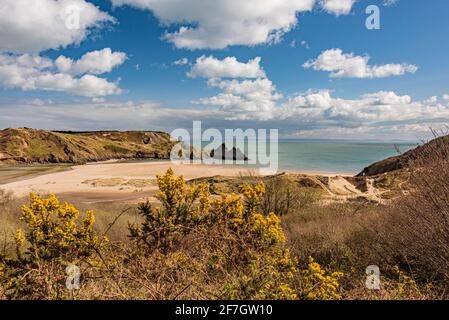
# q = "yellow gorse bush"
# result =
<box><xmin>127</xmin><ymin>169</ymin><xmax>347</xmax><ymax>300</ymax></box>
<box><xmin>129</xmin><ymin>170</ymin><xmax>299</xmax><ymax>298</ymax></box>
<box><xmin>247</xmin><ymin>212</ymin><xmax>286</xmax><ymax>247</ymax></box>
<box><xmin>240</xmin><ymin>182</ymin><xmax>265</xmax><ymax>215</ymax></box>
<box><xmin>0</xmin><ymin>193</ymin><xmax>107</xmax><ymax>299</ymax></box>
<box><xmin>16</xmin><ymin>193</ymin><xmax>105</xmax><ymax>260</ymax></box>
<box><xmin>211</xmin><ymin>182</ymin><xmax>285</xmax><ymax>247</ymax></box>
<box><xmin>129</xmin><ymin>168</ymin><xmax>211</xmax><ymax>252</ymax></box>
<box><xmin>302</xmin><ymin>256</ymin><xmax>344</xmax><ymax>300</ymax></box>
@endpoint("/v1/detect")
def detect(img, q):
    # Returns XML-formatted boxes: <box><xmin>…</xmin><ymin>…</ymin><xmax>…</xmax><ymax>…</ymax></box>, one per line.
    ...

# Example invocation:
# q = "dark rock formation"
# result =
<box><xmin>210</xmin><ymin>143</ymin><xmax>249</xmax><ymax>161</ymax></box>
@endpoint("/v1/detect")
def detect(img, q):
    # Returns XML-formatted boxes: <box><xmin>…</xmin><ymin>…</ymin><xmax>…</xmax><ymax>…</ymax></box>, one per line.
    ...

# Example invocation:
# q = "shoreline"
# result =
<box><xmin>85</xmin><ymin>159</ymin><xmax>356</xmax><ymax>176</ymax></box>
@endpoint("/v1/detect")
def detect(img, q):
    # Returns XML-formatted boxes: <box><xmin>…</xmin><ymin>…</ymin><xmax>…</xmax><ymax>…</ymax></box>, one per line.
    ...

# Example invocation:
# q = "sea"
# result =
<box><xmin>196</xmin><ymin>139</ymin><xmax>418</xmax><ymax>175</ymax></box>
<box><xmin>273</xmin><ymin>139</ymin><xmax>417</xmax><ymax>175</ymax></box>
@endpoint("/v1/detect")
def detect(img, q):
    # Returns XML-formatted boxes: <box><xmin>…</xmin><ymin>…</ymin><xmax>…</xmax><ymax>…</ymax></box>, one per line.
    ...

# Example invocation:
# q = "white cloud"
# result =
<box><xmin>194</xmin><ymin>78</ymin><xmax>282</xmax><ymax>120</ymax></box>
<box><xmin>55</xmin><ymin>48</ymin><xmax>127</xmax><ymax>76</ymax></box>
<box><xmin>0</xmin><ymin>50</ymin><xmax>125</xmax><ymax>97</ymax></box>
<box><xmin>188</xmin><ymin>56</ymin><xmax>266</xmax><ymax>79</ymax></box>
<box><xmin>186</xmin><ymin>55</ymin><xmax>438</xmax><ymax>132</ymax></box>
<box><xmin>283</xmin><ymin>90</ymin><xmax>334</xmax><ymax>109</ymax></box>
<box><xmin>423</xmin><ymin>96</ymin><xmax>438</xmax><ymax>105</ymax></box>
<box><xmin>0</xmin><ymin>0</ymin><xmax>114</xmax><ymax>54</ymax></box>
<box><xmin>173</xmin><ymin>58</ymin><xmax>189</xmax><ymax>66</ymax></box>
<box><xmin>303</xmin><ymin>48</ymin><xmax>418</xmax><ymax>78</ymax></box>
<box><xmin>361</xmin><ymin>91</ymin><xmax>411</xmax><ymax>105</ymax></box>
<box><xmin>279</xmin><ymin>91</ymin><xmax>449</xmax><ymax>128</ymax></box>
<box><xmin>111</xmin><ymin>0</ymin><xmax>316</xmax><ymax>49</ymax></box>
<box><xmin>320</xmin><ymin>0</ymin><xmax>356</xmax><ymax>16</ymax></box>
<box><xmin>443</xmin><ymin>94</ymin><xmax>449</xmax><ymax>101</ymax></box>
<box><xmin>192</xmin><ymin>72</ymin><xmax>449</xmax><ymax>138</ymax></box>
<box><xmin>0</xmin><ymin>99</ymin><xmax>223</xmax><ymax>132</ymax></box>
<box><xmin>188</xmin><ymin>56</ymin><xmax>278</xmax><ymax>120</ymax></box>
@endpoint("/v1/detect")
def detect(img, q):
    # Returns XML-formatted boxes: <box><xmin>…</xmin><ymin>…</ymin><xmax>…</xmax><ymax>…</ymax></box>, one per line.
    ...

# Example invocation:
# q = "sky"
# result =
<box><xmin>0</xmin><ymin>0</ymin><xmax>448</xmax><ymax>141</ymax></box>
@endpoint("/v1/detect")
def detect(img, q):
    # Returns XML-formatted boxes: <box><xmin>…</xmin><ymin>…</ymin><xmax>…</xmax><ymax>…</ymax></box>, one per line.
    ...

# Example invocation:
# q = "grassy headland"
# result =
<box><xmin>0</xmin><ymin>128</ymin><xmax>174</xmax><ymax>165</ymax></box>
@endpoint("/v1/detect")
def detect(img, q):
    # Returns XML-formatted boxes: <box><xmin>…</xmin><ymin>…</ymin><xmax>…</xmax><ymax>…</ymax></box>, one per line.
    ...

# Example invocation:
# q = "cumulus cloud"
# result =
<box><xmin>188</xmin><ymin>56</ymin><xmax>266</xmax><ymax>79</ymax></box>
<box><xmin>0</xmin><ymin>50</ymin><xmax>126</xmax><ymax>97</ymax></box>
<box><xmin>279</xmin><ymin>91</ymin><xmax>449</xmax><ymax>131</ymax></box>
<box><xmin>193</xmin><ymin>72</ymin><xmax>449</xmax><ymax>139</ymax></box>
<box><xmin>303</xmin><ymin>48</ymin><xmax>418</xmax><ymax>78</ymax></box>
<box><xmin>55</xmin><ymin>48</ymin><xmax>127</xmax><ymax>76</ymax></box>
<box><xmin>194</xmin><ymin>78</ymin><xmax>282</xmax><ymax>120</ymax></box>
<box><xmin>186</xmin><ymin>54</ymin><xmax>442</xmax><ymax>135</ymax></box>
<box><xmin>111</xmin><ymin>0</ymin><xmax>316</xmax><ymax>49</ymax></box>
<box><xmin>361</xmin><ymin>91</ymin><xmax>412</xmax><ymax>105</ymax></box>
<box><xmin>320</xmin><ymin>0</ymin><xmax>356</xmax><ymax>15</ymax></box>
<box><xmin>188</xmin><ymin>55</ymin><xmax>428</xmax><ymax>131</ymax></box>
<box><xmin>0</xmin><ymin>0</ymin><xmax>114</xmax><ymax>54</ymax></box>
<box><xmin>188</xmin><ymin>56</ymin><xmax>278</xmax><ymax>120</ymax></box>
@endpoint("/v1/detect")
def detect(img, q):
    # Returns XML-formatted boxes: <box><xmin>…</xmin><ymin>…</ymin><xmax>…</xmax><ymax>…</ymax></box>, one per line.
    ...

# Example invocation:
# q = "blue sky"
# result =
<box><xmin>0</xmin><ymin>0</ymin><xmax>448</xmax><ymax>140</ymax></box>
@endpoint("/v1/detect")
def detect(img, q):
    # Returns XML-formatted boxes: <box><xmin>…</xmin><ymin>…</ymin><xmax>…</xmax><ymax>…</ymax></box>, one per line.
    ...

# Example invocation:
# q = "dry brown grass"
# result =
<box><xmin>0</xmin><ymin>189</ymin><xmax>23</xmax><ymax>255</ymax></box>
<box><xmin>342</xmin><ymin>134</ymin><xmax>449</xmax><ymax>298</ymax></box>
<box><xmin>283</xmin><ymin>201</ymin><xmax>378</xmax><ymax>271</ymax></box>
<box><xmin>355</xmin><ymin>136</ymin><xmax>449</xmax><ymax>292</ymax></box>
<box><xmin>260</xmin><ymin>175</ymin><xmax>321</xmax><ymax>217</ymax></box>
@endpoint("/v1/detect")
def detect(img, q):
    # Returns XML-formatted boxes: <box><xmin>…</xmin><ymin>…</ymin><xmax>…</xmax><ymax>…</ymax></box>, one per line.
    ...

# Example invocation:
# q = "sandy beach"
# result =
<box><xmin>0</xmin><ymin>161</ymin><xmax>256</xmax><ymax>203</ymax></box>
<box><xmin>0</xmin><ymin>160</ymin><xmax>350</xmax><ymax>204</ymax></box>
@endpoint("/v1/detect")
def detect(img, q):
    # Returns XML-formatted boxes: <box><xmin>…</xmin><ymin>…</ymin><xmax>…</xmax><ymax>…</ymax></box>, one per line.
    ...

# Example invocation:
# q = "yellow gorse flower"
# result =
<box><xmin>302</xmin><ymin>256</ymin><xmax>344</xmax><ymax>300</ymax></box>
<box><xmin>16</xmin><ymin>193</ymin><xmax>105</xmax><ymax>261</ymax></box>
<box><xmin>129</xmin><ymin>168</ymin><xmax>211</xmax><ymax>252</ymax></box>
<box><xmin>14</xmin><ymin>229</ymin><xmax>25</xmax><ymax>247</ymax></box>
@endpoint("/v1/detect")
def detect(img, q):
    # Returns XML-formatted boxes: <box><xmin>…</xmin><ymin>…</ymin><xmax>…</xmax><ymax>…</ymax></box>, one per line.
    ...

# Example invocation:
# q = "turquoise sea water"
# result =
<box><xmin>199</xmin><ymin>139</ymin><xmax>417</xmax><ymax>175</ymax></box>
<box><xmin>273</xmin><ymin>140</ymin><xmax>417</xmax><ymax>174</ymax></box>
<box><xmin>185</xmin><ymin>139</ymin><xmax>418</xmax><ymax>175</ymax></box>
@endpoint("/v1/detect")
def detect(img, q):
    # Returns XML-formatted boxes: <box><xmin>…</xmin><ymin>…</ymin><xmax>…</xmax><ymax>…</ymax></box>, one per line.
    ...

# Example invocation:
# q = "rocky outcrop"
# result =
<box><xmin>210</xmin><ymin>143</ymin><xmax>249</xmax><ymax>161</ymax></box>
<box><xmin>0</xmin><ymin>128</ymin><xmax>174</xmax><ymax>165</ymax></box>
